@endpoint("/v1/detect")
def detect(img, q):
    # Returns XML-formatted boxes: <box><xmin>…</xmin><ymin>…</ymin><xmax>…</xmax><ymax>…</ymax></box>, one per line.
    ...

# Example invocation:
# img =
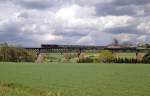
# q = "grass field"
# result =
<box><xmin>0</xmin><ymin>62</ymin><xmax>150</xmax><ymax>96</ymax></box>
<box><xmin>115</xmin><ymin>52</ymin><xmax>137</xmax><ymax>59</ymax></box>
<box><xmin>44</xmin><ymin>52</ymin><xmax>137</xmax><ymax>63</ymax></box>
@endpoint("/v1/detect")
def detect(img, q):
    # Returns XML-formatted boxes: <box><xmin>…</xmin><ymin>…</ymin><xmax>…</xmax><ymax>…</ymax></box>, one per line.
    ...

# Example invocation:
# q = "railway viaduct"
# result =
<box><xmin>24</xmin><ymin>45</ymin><xmax>150</xmax><ymax>58</ymax></box>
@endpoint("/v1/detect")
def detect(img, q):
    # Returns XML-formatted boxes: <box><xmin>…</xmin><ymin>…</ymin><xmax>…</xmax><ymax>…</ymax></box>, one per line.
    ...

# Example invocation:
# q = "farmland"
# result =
<box><xmin>0</xmin><ymin>62</ymin><xmax>150</xmax><ymax>96</ymax></box>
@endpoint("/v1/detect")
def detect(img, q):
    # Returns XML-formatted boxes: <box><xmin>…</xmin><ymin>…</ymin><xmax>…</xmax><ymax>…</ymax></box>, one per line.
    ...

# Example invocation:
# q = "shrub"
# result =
<box><xmin>142</xmin><ymin>52</ymin><xmax>150</xmax><ymax>63</ymax></box>
<box><xmin>0</xmin><ymin>46</ymin><xmax>36</xmax><ymax>62</ymax></box>
<box><xmin>77</xmin><ymin>53</ymin><xmax>93</xmax><ymax>63</ymax></box>
<box><xmin>97</xmin><ymin>50</ymin><xmax>115</xmax><ymax>63</ymax></box>
<box><xmin>64</xmin><ymin>53</ymin><xmax>77</xmax><ymax>59</ymax></box>
<box><xmin>113</xmin><ymin>57</ymin><xmax>138</xmax><ymax>63</ymax></box>
<box><xmin>45</xmin><ymin>57</ymin><xmax>59</xmax><ymax>62</ymax></box>
<box><xmin>77</xmin><ymin>57</ymin><xmax>93</xmax><ymax>63</ymax></box>
<box><xmin>63</xmin><ymin>53</ymin><xmax>78</xmax><ymax>63</ymax></box>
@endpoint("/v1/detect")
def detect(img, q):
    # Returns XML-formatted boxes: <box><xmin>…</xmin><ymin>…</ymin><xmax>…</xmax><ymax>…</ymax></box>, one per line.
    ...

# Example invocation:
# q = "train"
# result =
<box><xmin>41</xmin><ymin>44</ymin><xmax>105</xmax><ymax>50</ymax></box>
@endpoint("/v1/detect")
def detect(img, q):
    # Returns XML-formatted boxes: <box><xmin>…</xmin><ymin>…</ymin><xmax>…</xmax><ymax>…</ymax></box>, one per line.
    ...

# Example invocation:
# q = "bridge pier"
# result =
<box><xmin>136</xmin><ymin>52</ymin><xmax>146</xmax><ymax>61</ymax></box>
<box><xmin>25</xmin><ymin>47</ymin><xmax>150</xmax><ymax>58</ymax></box>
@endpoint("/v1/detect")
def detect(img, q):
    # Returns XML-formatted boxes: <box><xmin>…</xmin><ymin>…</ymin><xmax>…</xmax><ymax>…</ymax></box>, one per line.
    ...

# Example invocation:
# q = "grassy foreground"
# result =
<box><xmin>0</xmin><ymin>81</ymin><xmax>61</xmax><ymax>96</ymax></box>
<box><xmin>0</xmin><ymin>62</ymin><xmax>150</xmax><ymax>96</ymax></box>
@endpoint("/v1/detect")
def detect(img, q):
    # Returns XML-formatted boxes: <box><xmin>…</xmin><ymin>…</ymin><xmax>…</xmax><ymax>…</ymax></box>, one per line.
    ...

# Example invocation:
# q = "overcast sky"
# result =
<box><xmin>0</xmin><ymin>0</ymin><xmax>150</xmax><ymax>46</ymax></box>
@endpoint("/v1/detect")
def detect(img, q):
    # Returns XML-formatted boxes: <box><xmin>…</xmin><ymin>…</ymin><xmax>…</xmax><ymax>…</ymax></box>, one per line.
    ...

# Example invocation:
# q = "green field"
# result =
<box><xmin>0</xmin><ymin>62</ymin><xmax>150</xmax><ymax>96</ymax></box>
<box><xmin>115</xmin><ymin>52</ymin><xmax>137</xmax><ymax>59</ymax></box>
<box><xmin>44</xmin><ymin>52</ymin><xmax>137</xmax><ymax>63</ymax></box>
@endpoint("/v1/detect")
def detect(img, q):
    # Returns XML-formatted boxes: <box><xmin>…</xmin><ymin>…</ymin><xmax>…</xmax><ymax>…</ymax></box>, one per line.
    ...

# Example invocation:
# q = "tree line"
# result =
<box><xmin>0</xmin><ymin>43</ymin><xmax>36</xmax><ymax>62</ymax></box>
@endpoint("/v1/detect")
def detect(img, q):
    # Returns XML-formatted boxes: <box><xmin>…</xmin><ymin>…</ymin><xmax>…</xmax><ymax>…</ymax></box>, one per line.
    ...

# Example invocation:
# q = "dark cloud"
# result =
<box><xmin>0</xmin><ymin>0</ymin><xmax>9</xmax><ymax>2</ymax></box>
<box><xmin>113</xmin><ymin>0</ymin><xmax>150</xmax><ymax>6</ymax></box>
<box><xmin>96</xmin><ymin>0</ymin><xmax>150</xmax><ymax>17</ymax></box>
<box><xmin>96</xmin><ymin>4</ymin><xmax>136</xmax><ymax>16</ymax></box>
<box><xmin>11</xmin><ymin>0</ymin><xmax>75</xmax><ymax>10</ymax></box>
<box><xmin>105</xmin><ymin>26</ymin><xmax>142</xmax><ymax>35</ymax></box>
<box><xmin>15</xmin><ymin>0</ymin><xmax>52</xmax><ymax>9</ymax></box>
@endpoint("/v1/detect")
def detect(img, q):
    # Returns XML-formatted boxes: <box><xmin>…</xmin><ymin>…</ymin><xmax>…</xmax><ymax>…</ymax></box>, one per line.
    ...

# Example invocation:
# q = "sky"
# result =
<box><xmin>0</xmin><ymin>0</ymin><xmax>150</xmax><ymax>47</ymax></box>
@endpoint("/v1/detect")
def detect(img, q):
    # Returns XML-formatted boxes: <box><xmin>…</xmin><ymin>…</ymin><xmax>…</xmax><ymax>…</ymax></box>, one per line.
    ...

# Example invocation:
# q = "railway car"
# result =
<box><xmin>41</xmin><ymin>44</ymin><xmax>59</xmax><ymax>48</ymax></box>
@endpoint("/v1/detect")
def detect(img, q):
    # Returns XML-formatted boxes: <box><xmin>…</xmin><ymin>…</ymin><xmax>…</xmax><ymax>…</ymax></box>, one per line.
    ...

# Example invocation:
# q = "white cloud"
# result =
<box><xmin>137</xmin><ymin>21</ymin><xmax>150</xmax><ymax>34</ymax></box>
<box><xmin>0</xmin><ymin>0</ymin><xmax>150</xmax><ymax>46</ymax></box>
<box><xmin>116</xmin><ymin>34</ymin><xmax>136</xmax><ymax>42</ymax></box>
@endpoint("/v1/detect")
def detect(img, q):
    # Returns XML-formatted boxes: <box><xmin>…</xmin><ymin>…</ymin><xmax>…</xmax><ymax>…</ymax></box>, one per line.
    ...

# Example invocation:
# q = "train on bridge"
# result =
<box><xmin>41</xmin><ymin>44</ymin><xmax>106</xmax><ymax>50</ymax></box>
<box><xmin>24</xmin><ymin>44</ymin><xmax>150</xmax><ymax>55</ymax></box>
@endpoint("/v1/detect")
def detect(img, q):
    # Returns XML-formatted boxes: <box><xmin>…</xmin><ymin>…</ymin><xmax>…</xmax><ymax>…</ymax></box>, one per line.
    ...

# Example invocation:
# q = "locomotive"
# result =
<box><xmin>41</xmin><ymin>44</ymin><xmax>105</xmax><ymax>50</ymax></box>
<box><xmin>41</xmin><ymin>44</ymin><xmax>59</xmax><ymax>48</ymax></box>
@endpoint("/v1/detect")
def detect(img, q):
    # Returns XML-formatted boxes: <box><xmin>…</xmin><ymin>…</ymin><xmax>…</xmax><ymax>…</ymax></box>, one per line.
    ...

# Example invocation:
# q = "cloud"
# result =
<box><xmin>137</xmin><ymin>18</ymin><xmax>150</xmax><ymax>34</ymax></box>
<box><xmin>0</xmin><ymin>0</ymin><xmax>150</xmax><ymax>46</ymax></box>
<box><xmin>13</xmin><ymin>0</ymin><xmax>113</xmax><ymax>10</ymax></box>
<box><xmin>113</xmin><ymin>0</ymin><xmax>150</xmax><ymax>6</ymax></box>
<box><xmin>0</xmin><ymin>10</ymin><xmax>62</xmax><ymax>46</ymax></box>
<box><xmin>14</xmin><ymin>0</ymin><xmax>55</xmax><ymax>9</ymax></box>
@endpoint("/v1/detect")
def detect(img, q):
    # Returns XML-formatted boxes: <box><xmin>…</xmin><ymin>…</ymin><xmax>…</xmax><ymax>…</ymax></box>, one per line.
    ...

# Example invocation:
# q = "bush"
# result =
<box><xmin>0</xmin><ymin>46</ymin><xmax>36</xmax><ymax>62</ymax></box>
<box><xmin>45</xmin><ymin>57</ymin><xmax>59</xmax><ymax>62</ymax></box>
<box><xmin>63</xmin><ymin>53</ymin><xmax>78</xmax><ymax>63</ymax></box>
<box><xmin>77</xmin><ymin>57</ymin><xmax>93</xmax><ymax>63</ymax></box>
<box><xmin>97</xmin><ymin>50</ymin><xmax>115</xmax><ymax>63</ymax></box>
<box><xmin>77</xmin><ymin>53</ymin><xmax>93</xmax><ymax>63</ymax></box>
<box><xmin>113</xmin><ymin>57</ymin><xmax>138</xmax><ymax>63</ymax></box>
<box><xmin>142</xmin><ymin>52</ymin><xmax>150</xmax><ymax>63</ymax></box>
<box><xmin>64</xmin><ymin>53</ymin><xmax>77</xmax><ymax>59</ymax></box>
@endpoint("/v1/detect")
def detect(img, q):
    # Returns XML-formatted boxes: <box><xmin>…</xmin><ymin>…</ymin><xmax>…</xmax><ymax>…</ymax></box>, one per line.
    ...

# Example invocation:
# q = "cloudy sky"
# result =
<box><xmin>0</xmin><ymin>0</ymin><xmax>150</xmax><ymax>47</ymax></box>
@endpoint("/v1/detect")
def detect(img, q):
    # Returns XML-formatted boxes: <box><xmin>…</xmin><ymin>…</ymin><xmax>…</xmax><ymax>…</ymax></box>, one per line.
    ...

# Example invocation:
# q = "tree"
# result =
<box><xmin>98</xmin><ymin>50</ymin><xmax>115</xmax><ymax>63</ymax></box>
<box><xmin>113</xmin><ymin>38</ymin><xmax>119</xmax><ymax>46</ymax></box>
<box><xmin>142</xmin><ymin>52</ymin><xmax>150</xmax><ymax>63</ymax></box>
<box><xmin>0</xmin><ymin>46</ymin><xmax>37</xmax><ymax>62</ymax></box>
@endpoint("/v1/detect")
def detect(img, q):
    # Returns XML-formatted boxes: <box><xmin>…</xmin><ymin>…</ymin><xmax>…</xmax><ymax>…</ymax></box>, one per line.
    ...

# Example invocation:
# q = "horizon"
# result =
<box><xmin>0</xmin><ymin>0</ymin><xmax>150</xmax><ymax>46</ymax></box>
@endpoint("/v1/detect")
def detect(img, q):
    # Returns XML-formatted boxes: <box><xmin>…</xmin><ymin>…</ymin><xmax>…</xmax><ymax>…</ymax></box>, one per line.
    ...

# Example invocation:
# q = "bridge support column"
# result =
<box><xmin>36</xmin><ymin>48</ymin><xmax>41</xmax><ymax>56</ymax></box>
<box><xmin>136</xmin><ymin>52</ymin><xmax>146</xmax><ymax>61</ymax></box>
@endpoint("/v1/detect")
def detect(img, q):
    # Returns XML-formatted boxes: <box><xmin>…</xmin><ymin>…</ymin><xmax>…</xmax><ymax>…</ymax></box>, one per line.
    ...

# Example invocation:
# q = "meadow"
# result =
<box><xmin>44</xmin><ymin>52</ymin><xmax>137</xmax><ymax>63</ymax></box>
<box><xmin>0</xmin><ymin>62</ymin><xmax>150</xmax><ymax>96</ymax></box>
